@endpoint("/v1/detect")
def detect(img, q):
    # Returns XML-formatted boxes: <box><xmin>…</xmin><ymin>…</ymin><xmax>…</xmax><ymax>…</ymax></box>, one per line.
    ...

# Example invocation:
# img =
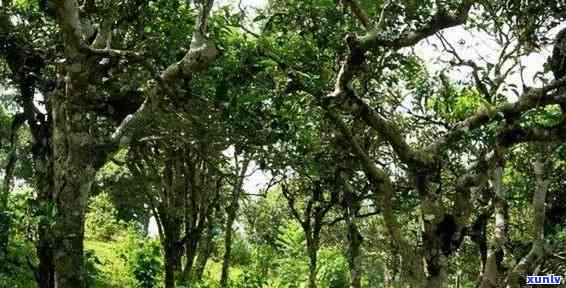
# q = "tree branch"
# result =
<box><xmin>323</xmin><ymin>211</ymin><xmax>380</xmax><ymax>226</ymax></box>
<box><xmin>427</xmin><ymin>75</ymin><xmax>566</xmax><ymax>154</ymax></box>
<box><xmin>360</xmin><ymin>0</ymin><xmax>474</xmax><ymax>50</ymax></box>
<box><xmin>160</xmin><ymin>0</ymin><xmax>218</xmax><ymax>84</ymax></box>
<box><xmin>341</xmin><ymin>0</ymin><xmax>371</xmax><ymax>30</ymax></box>
<box><xmin>54</xmin><ymin>0</ymin><xmax>84</xmax><ymax>57</ymax></box>
<box><xmin>505</xmin><ymin>151</ymin><xmax>548</xmax><ymax>286</ymax></box>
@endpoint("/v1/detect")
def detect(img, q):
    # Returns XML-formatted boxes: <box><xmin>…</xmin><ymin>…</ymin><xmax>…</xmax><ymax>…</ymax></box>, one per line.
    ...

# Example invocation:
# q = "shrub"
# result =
<box><xmin>118</xmin><ymin>226</ymin><xmax>163</xmax><ymax>288</ymax></box>
<box><xmin>182</xmin><ymin>278</ymin><xmax>220</xmax><ymax>288</ymax></box>
<box><xmin>230</xmin><ymin>233</ymin><xmax>252</xmax><ymax>267</ymax></box>
<box><xmin>131</xmin><ymin>241</ymin><xmax>162</xmax><ymax>288</ymax></box>
<box><xmin>85</xmin><ymin>248</ymin><xmax>103</xmax><ymax>287</ymax></box>
<box><xmin>230</xmin><ymin>270</ymin><xmax>267</xmax><ymax>288</ymax></box>
<box><xmin>85</xmin><ymin>193</ymin><xmax>123</xmax><ymax>241</ymax></box>
<box><xmin>317</xmin><ymin>248</ymin><xmax>348</xmax><ymax>288</ymax></box>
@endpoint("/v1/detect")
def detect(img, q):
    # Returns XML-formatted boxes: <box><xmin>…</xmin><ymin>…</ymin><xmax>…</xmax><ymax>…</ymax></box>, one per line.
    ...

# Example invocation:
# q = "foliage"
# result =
<box><xmin>317</xmin><ymin>248</ymin><xmax>349</xmax><ymax>288</ymax></box>
<box><xmin>0</xmin><ymin>235</ymin><xmax>37</xmax><ymax>288</ymax></box>
<box><xmin>85</xmin><ymin>240</ymin><xmax>133</xmax><ymax>287</ymax></box>
<box><xmin>230</xmin><ymin>270</ymin><xmax>267</xmax><ymax>288</ymax></box>
<box><xmin>229</xmin><ymin>233</ymin><xmax>253</xmax><ymax>267</ymax></box>
<box><xmin>85</xmin><ymin>248</ymin><xmax>103</xmax><ymax>287</ymax></box>
<box><xmin>184</xmin><ymin>278</ymin><xmax>220</xmax><ymax>288</ymax></box>
<box><xmin>0</xmin><ymin>186</ymin><xmax>37</xmax><ymax>288</ymax></box>
<box><xmin>85</xmin><ymin>193</ymin><xmax>125</xmax><ymax>241</ymax></box>
<box><xmin>129</xmin><ymin>240</ymin><xmax>163</xmax><ymax>288</ymax></box>
<box><xmin>2</xmin><ymin>0</ymin><xmax>566</xmax><ymax>287</ymax></box>
<box><xmin>118</xmin><ymin>226</ymin><xmax>163</xmax><ymax>288</ymax></box>
<box><xmin>272</xmin><ymin>222</ymin><xmax>309</xmax><ymax>287</ymax></box>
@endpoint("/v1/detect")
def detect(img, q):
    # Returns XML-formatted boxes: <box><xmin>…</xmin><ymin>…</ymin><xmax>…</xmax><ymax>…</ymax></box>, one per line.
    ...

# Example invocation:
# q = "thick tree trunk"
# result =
<box><xmin>52</xmin><ymin>99</ymin><xmax>96</xmax><ymax>288</ymax></box>
<box><xmin>160</xmin><ymin>198</ymin><xmax>184</xmax><ymax>287</ymax></box>
<box><xmin>49</xmin><ymin>0</ymin><xmax>98</xmax><ymax>286</ymax></box>
<box><xmin>416</xmin><ymin>170</ymin><xmax>465</xmax><ymax>288</ymax></box>
<box><xmin>157</xmin><ymin>208</ymin><xmax>183</xmax><ymax>288</ymax></box>
<box><xmin>164</xmin><ymin>243</ymin><xmax>178</xmax><ymax>288</ymax></box>
<box><xmin>50</xmin><ymin>41</ymin><xmax>97</xmax><ymax>287</ymax></box>
<box><xmin>38</xmin><ymin>240</ymin><xmax>55</xmax><ymax>288</ymax></box>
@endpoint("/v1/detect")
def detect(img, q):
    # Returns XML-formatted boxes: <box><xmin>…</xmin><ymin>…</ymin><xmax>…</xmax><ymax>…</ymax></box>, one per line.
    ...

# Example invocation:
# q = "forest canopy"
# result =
<box><xmin>1</xmin><ymin>0</ymin><xmax>566</xmax><ymax>287</ymax></box>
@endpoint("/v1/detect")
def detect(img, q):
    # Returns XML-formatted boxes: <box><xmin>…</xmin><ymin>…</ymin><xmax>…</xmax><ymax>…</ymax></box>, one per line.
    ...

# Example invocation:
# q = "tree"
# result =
<box><xmin>219</xmin><ymin>150</ymin><xmax>250</xmax><ymax>287</ymax></box>
<box><xmin>2</xmin><ymin>0</ymin><xmax>566</xmax><ymax>287</ymax></box>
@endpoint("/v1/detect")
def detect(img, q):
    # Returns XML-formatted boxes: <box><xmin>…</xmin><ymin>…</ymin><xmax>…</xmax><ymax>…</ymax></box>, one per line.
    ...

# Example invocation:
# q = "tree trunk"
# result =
<box><xmin>181</xmin><ymin>237</ymin><xmax>198</xmax><ymax>284</ymax></box>
<box><xmin>0</xmin><ymin>132</ymin><xmax>16</xmax><ymax>255</ymax></box>
<box><xmin>164</xmin><ymin>242</ymin><xmax>178</xmax><ymax>288</ymax></box>
<box><xmin>220</xmin><ymin>157</ymin><xmax>249</xmax><ymax>287</ymax></box>
<box><xmin>471</xmin><ymin>211</ymin><xmax>489</xmax><ymax>283</ymax></box>
<box><xmin>37</xmin><ymin>179</ymin><xmax>55</xmax><ymax>288</ymax></box>
<box><xmin>479</xmin><ymin>151</ymin><xmax>507</xmax><ymax>288</ymax></box>
<box><xmin>505</xmin><ymin>154</ymin><xmax>548</xmax><ymax>288</ymax></box>
<box><xmin>38</xmin><ymin>240</ymin><xmax>55</xmax><ymax>288</ymax></box>
<box><xmin>157</xmin><ymin>208</ymin><xmax>183</xmax><ymax>288</ymax></box>
<box><xmin>220</xmin><ymin>211</ymin><xmax>236</xmax><ymax>287</ymax></box>
<box><xmin>307</xmin><ymin>241</ymin><xmax>318</xmax><ymax>288</ymax></box>
<box><xmin>383</xmin><ymin>244</ymin><xmax>400</xmax><ymax>288</ymax></box>
<box><xmin>36</xmin><ymin>142</ymin><xmax>55</xmax><ymax>288</ymax></box>
<box><xmin>49</xmin><ymin>1</ymin><xmax>99</xmax><ymax>286</ymax></box>
<box><xmin>161</xmin><ymin>209</ymin><xmax>184</xmax><ymax>287</ymax></box>
<box><xmin>194</xmin><ymin>215</ymin><xmax>215</xmax><ymax>280</ymax></box>
<box><xmin>346</xmin><ymin>216</ymin><xmax>362</xmax><ymax>288</ymax></box>
<box><xmin>52</xmin><ymin>101</ymin><xmax>96</xmax><ymax>288</ymax></box>
<box><xmin>340</xmin><ymin>174</ymin><xmax>363</xmax><ymax>288</ymax></box>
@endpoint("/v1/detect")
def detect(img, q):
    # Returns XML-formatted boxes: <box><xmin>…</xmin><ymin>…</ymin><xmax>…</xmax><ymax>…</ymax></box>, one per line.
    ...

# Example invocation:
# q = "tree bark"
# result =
<box><xmin>193</xmin><ymin>215</ymin><xmax>215</xmax><ymax>280</ymax></box>
<box><xmin>480</xmin><ymin>149</ymin><xmax>507</xmax><ymax>288</ymax></box>
<box><xmin>346</xmin><ymin>215</ymin><xmax>362</xmax><ymax>288</ymax></box>
<box><xmin>220</xmin><ymin>157</ymin><xmax>249</xmax><ymax>287</ymax></box>
<box><xmin>159</xmin><ymin>209</ymin><xmax>183</xmax><ymax>288</ymax></box>
<box><xmin>37</xmin><ymin>238</ymin><xmax>55</xmax><ymax>288</ymax></box>
<box><xmin>220</xmin><ymin>211</ymin><xmax>235</xmax><ymax>287</ymax></box>
<box><xmin>0</xmin><ymin>114</ymin><xmax>19</xmax><ymax>264</ymax></box>
<box><xmin>470</xmin><ymin>211</ymin><xmax>490</xmax><ymax>283</ymax></box>
<box><xmin>194</xmin><ymin>179</ymin><xmax>221</xmax><ymax>281</ymax></box>
<box><xmin>164</xmin><ymin>240</ymin><xmax>178</xmax><ymax>288</ymax></box>
<box><xmin>52</xmin><ymin>92</ymin><xmax>97</xmax><ymax>288</ymax></box>
<box><xmin>505</xmin><ymin>153</ymin><xmax>548</xmax><ymax>288</ymax></box>
<box><xmin>160</xmin><ymin>157</ymin><xmax>185</xmax><ymax>288</ymax></box>
<box><xmin>340</xmin><ymin>173</ymin><xmax>362</xmax><ymax>288</ymax></box>
<box><xmin>181</xmin><ymin>237</ymin><xmax>198</xmax><ymax>284</ymax></box>
<box><xmin>306</xmin><ymin>237</ymin><xmax>319</xmax><ymax>288</ymax></box>
<box><xmin>383</xmin><ymin>243</ymin><xmax>400</xmax><ymax>288</ymax></box>
<box><xmin>37</xmin><ymin>164</ymin><xmax>55</xmax><ymax>288</ymax></box>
